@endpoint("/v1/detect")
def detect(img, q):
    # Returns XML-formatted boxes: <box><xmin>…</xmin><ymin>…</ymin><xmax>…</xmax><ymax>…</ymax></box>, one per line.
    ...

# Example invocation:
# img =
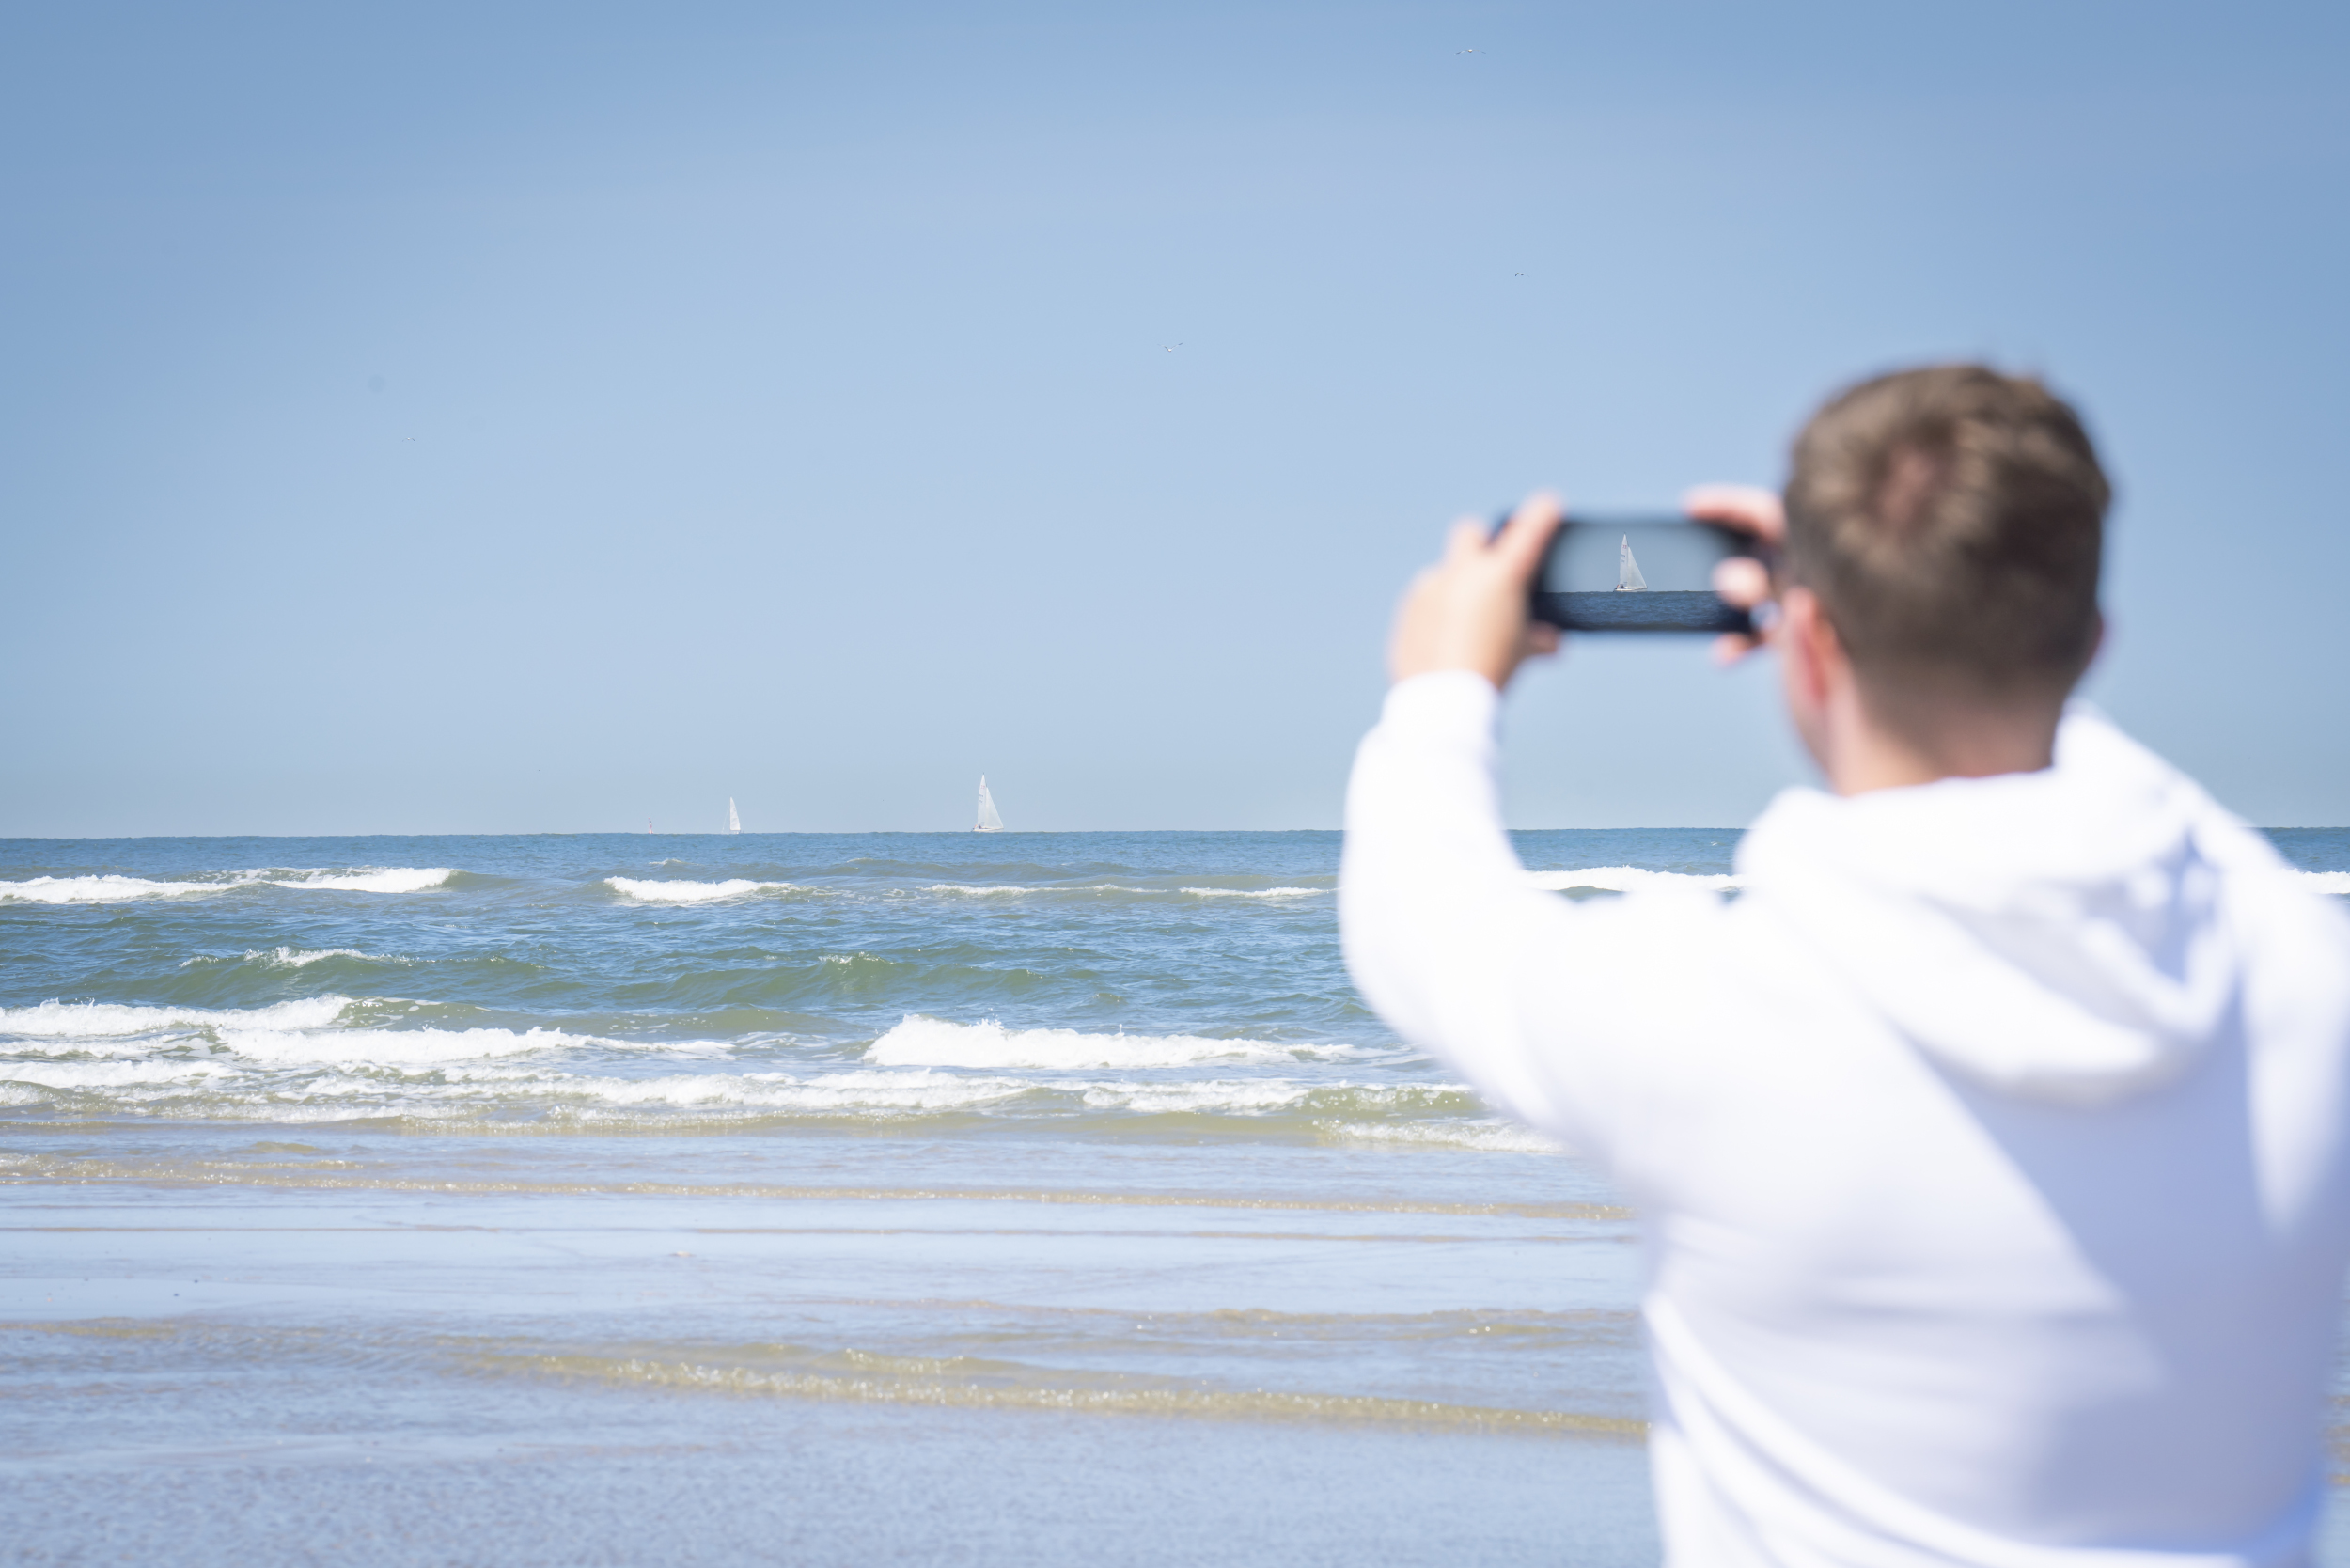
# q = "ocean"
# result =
<box><xmin>5</xmin><ymin>828</ymin><xmax>2347</xmax><ymax>1566</ymax></box>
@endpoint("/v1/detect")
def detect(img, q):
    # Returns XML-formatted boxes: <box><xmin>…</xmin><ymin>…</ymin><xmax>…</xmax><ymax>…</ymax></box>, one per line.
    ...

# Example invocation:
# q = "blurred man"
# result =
<box><xmin>1341</xmin><ymin>366</ymin><xmax>2350</xmax><ymax>1566</ymax></box>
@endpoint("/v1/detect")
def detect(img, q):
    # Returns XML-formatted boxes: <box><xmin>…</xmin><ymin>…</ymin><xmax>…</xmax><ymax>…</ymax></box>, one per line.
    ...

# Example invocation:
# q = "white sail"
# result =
<box><xmin>975</xmin><ymin>776</ymin><xmax>1004</xmax><ymax>832</ymax></box>
<box><xmin>1617</xmin><ymin>535</ymin><xmax>1648</xmax><ymax>591</ymax></box>
<box><xmin>728</xmin><ymin>798</ymin><xmax>740</xmax><ymax>834</ymax></box>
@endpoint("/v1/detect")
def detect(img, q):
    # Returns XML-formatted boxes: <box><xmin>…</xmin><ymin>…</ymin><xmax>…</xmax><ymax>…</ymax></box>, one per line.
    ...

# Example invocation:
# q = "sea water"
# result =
<box><xmin>3</xmin><ymin>829</ymin><xmax>2346</xmax><ymax>1567</ymax></box>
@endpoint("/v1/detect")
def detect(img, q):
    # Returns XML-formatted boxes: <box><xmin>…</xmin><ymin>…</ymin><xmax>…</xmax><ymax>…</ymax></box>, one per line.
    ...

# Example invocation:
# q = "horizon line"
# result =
<box><xmin>4</xmin><ymin>825</ymin><xmax>2345</xmax><ymax>842</ymax></box>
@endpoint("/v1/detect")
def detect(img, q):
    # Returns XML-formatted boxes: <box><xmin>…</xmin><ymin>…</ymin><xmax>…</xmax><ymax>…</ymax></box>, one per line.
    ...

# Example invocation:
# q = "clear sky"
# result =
<box><xmin>5</xmin><ymin>1</ymin><xmax>2344</xmax><ymax>835</ymax></box>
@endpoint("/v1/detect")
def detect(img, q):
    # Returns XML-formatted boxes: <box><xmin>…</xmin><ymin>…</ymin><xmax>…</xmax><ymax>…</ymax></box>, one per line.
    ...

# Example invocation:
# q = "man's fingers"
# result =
<box><xmin>1494</xmin><ymin>491</ymin><xmax>1564</xmax><ymax>576</ymax></box>
<box><xmin>1444</xmin><ymin>518</ymin><xmax>1488</xmax><ymax>562</ymax></box>
<box><xmin>1712</xmin><ymin>557</ymin><xmax>1770</xmax><ymax>607</ymax></box>
<box><xmin>1705</xmin><ymin>527</ymin><xmax>1777</xmax><ymax>671</ymax></box>
<box><xmin>1684</xmin><ymin>482</ymin><xmax>1786</xmax><ymax>544</ymax></box>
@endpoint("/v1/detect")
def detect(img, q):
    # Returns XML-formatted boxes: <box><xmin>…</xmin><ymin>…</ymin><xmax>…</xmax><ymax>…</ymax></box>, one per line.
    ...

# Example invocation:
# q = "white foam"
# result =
<box><xmin>1177</xmin><ymin>886</ymin><xmax>1325</xmax><ymax>900</ymax></box>
<box><xmin>0</xmin><ymin>996</ymin><xmax>354</xmax><ymax>1040</ymax></box>
<box><xmin>923</xmin><ymin>884</ymin><xmax>1036</xmax><ymax>897</ymax></box>
<box><xmin>0</xmin><ymin>1058</ymin><xmax>241</xmax><ymax>1090</ymax></box>
<box><xmin>408</xmin><ymin>1068</ymin><xmax>1393</xmax><ymax>1121</ymax></box>
<box><xmin>0</xmin><ymin>1035</ymin><xmax>1511</xmax><ymax>1134</ymax></box>
<box><xmin>868</xmin><ymin>1015</ymin><xmax>1353</xmax><ymax>1071</ymax></box>
<box><xmin>553</xmin><ymin>1068</ymin><xmax>1039</xmax><ymax>1113</ymax></box>
<box><xmin>523</xmin><ymin>1072</ymin><xmax>1454</xmax><ymax>1125</ymax></box>
<box><xmin>1081</xmin><ymin>1079</ymin><xmax>1315</xmax><ymax>1114</ymax></box>
<box><xmin>1072</xmin><ymin>1079</ymin><xmax>1459</xmax><ymax>1118</ymax></box>
<box><xmin>235</xmin><ymin>947</ymin><xmax>379</xmax><ymax>968</ymax></box>
<box><xmin>0</xmin><ymin>997</ymin><xmax>573</xmax><ymax>1070</ymax></box>
<box><xmin>605</xmin><ymin>877</ymin><xmax>797</xmax><ymax>903</ymax></box>
<box><xmin>269</xmin><ymin>868</ymin><xmax>453</xmax><ymax>893</ymax></box>
<box><xmin>1527</xmin><ymin>866</ymin><xmax>1741</xmax><ymax>894</ymax></box>
<box><xmin>2292</xmin><ymin>869</ymin><xmax>2350</xmax><ymax>895</ymax></box>
<box><xmin>0</xmin><ymin>867</ymin><xmax>452</xmax><ymax>902</ymax></box>
<box><xmin>0</xmin><ymin>874</ymin><xmax>248</xmax><ymax>904</ymax></box>
<box><xmin>315</xmin><ymin>1066</ymin><xmax>1438</xmax><ymax>1121</ymax></box>
<box><xmin>1329</xmin><ymin>1119</ymin><xmax>1571</xmax><ymax>1155</ymax></box>
<box><xmin>216</xmin><ymin>1026</ymin><xmax>587</xmax><ymax>1065</ymax></box>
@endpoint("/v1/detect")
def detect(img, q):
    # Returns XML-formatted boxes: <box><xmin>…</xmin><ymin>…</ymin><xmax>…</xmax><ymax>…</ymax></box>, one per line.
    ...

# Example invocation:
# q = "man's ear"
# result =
<box><xmin>1779</xmin><ymin>587</ymin><xmax>1841</xmax><ymax>708</ymax></box>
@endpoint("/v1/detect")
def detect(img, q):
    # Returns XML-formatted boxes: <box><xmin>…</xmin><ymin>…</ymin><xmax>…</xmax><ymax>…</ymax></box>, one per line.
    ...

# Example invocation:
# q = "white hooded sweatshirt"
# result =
<box><xmin>1340</xmin><ymin>672</ymin><xmax>2350</xmax><ymax>1568</ymax></box>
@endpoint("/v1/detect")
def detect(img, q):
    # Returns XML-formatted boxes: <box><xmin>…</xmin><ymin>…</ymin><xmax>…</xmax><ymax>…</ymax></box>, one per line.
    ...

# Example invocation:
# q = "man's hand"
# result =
<box><xmin>1387</xmin><ymin>492</ymin><xmax>1564</xmax><ymax>690</ymax></box>
<box><xmin>1684</xmin><ymin>483</ymin><xmax>1786</xmax><ymax>666</ymax></box>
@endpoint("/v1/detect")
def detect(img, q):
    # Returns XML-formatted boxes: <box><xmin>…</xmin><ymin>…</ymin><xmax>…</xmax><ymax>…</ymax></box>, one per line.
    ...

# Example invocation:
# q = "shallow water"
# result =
<box><xmin>3</xmin><ymin>829</ymin><xmax>2345</xmax><ymax>1564</ymax></box>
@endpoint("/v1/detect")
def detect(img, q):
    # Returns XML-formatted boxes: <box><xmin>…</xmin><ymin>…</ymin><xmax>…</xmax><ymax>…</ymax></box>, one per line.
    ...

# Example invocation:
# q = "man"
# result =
<box><xmin>1340</xmin><ymin>366</ymin><xmax>2350</xmax><ymax>1566</ymax></box>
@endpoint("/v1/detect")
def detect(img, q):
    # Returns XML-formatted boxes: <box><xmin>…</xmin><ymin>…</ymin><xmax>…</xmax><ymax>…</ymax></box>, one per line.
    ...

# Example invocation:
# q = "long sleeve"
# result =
<box><xmin>1339</xmin><ymin>671</ymin><xmax>1602</xmax><ymax>1143</ymax></box>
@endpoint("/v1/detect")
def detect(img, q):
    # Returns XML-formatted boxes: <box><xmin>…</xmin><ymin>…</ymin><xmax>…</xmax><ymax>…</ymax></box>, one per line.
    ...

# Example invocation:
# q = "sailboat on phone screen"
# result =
<box><xmin>1616</xmin><ymin>535</ymin><xmax>1648</xmax><ymax>591</ymax></box>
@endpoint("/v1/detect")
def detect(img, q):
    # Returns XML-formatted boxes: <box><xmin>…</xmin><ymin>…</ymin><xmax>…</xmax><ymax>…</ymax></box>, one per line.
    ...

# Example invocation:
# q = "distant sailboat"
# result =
<box><xmin>1616</xmin><ymin>535</ymin><xmax>1648</xmax><ymax>592</ymax></box>
<box><xmin>727</xmin><ymin>798</ymin><xmax>741</xmax><ymax>835</ymax></box>
<box><xmin>974</xmin><ymin>776</ymin><xmax>1005</xmax><ymax>833</ymax></box>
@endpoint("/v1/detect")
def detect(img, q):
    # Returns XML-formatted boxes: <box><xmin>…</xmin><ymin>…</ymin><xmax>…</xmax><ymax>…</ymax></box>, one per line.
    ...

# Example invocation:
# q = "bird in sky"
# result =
<box><xmin>1164</xmin><ymin>342</ymin><xmax>1183</xmax><ymax>352</ymax></box>
<box><xmin>1458</xmin><ymin>47</ymin><xmax>1480</xmax><ymax>54</ymax></box>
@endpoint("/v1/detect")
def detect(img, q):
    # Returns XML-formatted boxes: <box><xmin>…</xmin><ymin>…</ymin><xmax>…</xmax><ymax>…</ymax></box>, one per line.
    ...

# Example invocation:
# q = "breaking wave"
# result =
<box><xmin>1330</xmin><ymin>1119</ymin><xmax>1571</xmax><ymax>1155</ymax></box>
<box><xmin>868</xmin><ymin>1016</ymin><xmax>1366</xmax><ymax>1071</ymax></box>
<box><xmin>0</xmin><ymin>996</ymin><xmax>1492</xmax><ymax>1142</ymax></box>
<box><xmin>251</xmin><ymin>946</ymin><xmax>371</xmax><ymax>967</ymax></box>
<box><xmin>0</xmin><ymin>868</ymin><xmax>453</xmax><ymax>903</ymax></box>
<box><xmin>272</xmin><ymin>868</ymin><xmax>454</xmax><ymax>893</ymax></box>
<box><xmin>0</xmin><ymin>874</ymin><xmax>227</xmax><ymax>904</ymax></box>
<box><xmin>216</xmin><ymin>1026</ymin><xmax>591</xmax><ymax>1066</ymax></box>
<box><xmin>0</xmin><ymin>1056</ymin><xmax>1492</xmax><ymax>1139</ymax></box>
<box><xmin>1176</xmin><ymin>886</ymin><xmax>1324</xmax><ymax>900</ymax></box>
<box><xmin>181</xmin><ymin>947</ymin><xmax>393</xmax><ymax>970</ymax></box>
<box><xmin>605</xmin><ymin>877</ymin><xmax>800</xmax><ymax>903</ymax></box>
<box><xmin>0</xmin><ymin>996</ymin><xmax>354</xmax><ymax>1042</ymax></box>
<box><xmin>0</xmin><ymin>996</ymin><xmax>588</xmax><ymax>1066</ymax></box>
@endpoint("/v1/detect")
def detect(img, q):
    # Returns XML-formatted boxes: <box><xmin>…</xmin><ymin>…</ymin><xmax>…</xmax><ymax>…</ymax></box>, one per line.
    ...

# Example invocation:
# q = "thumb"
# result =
<box><xmin>1443</xmin><ymin>518</ymin><xmax>1489</xmax><ymax>562</ymax></box>
<box><xmin>1493</xmin><ymin>491</ymin><xmax>1564</xmax><ymax>579</ymax></box>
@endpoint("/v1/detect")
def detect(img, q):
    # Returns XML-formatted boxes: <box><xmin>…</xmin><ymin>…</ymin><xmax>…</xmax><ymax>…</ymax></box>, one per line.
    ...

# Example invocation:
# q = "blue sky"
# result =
<box><xmin>4</xmin><ymin>1</ymin><xmax>2344</xmax><ymax>834</ymax></box>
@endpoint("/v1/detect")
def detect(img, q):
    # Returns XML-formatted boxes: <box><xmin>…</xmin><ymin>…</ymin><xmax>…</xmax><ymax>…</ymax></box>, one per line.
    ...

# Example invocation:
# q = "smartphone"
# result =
<box><xmin>1517</xmin><ymin>515</ymin><xmax>1770</xmax><ymax>634</ymax></box>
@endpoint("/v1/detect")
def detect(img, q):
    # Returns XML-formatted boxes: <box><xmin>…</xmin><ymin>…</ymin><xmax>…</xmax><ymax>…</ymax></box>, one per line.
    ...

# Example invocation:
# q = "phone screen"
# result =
<box><xmin>1530</xmin><ymin>518</ymin><xmax>1762</xmax><ymax>634</ymax></box>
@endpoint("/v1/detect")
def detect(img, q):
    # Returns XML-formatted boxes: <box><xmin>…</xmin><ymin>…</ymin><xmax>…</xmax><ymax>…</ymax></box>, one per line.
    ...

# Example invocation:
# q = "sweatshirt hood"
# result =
<box><xmin>1736</xmin><ymin>708</ymin><xmax>2276</xmax><ymax>1106</ymax></box>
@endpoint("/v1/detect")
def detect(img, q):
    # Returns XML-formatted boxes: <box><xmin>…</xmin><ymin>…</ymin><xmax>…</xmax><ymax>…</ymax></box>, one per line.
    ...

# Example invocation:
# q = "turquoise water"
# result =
<box><xmin>3</xmin><ymin>829</ymin><xmax>2344</xmax><ymax>1565</ymax></box>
